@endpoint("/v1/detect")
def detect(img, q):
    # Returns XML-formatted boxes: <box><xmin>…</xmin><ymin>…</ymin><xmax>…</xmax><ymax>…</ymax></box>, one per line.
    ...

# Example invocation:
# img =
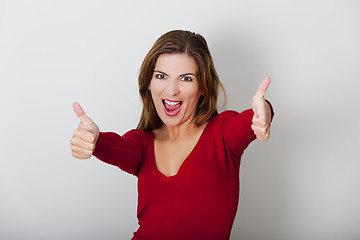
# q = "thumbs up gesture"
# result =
<box><xmin>251</xmin><ymin>77</ymin><xmax>272</xmax><ymax>141</ymax></box>
<box><xmin>70</xmin><ymin>102</ymin><xmax>100</xmax><ymax>159</ymax></box>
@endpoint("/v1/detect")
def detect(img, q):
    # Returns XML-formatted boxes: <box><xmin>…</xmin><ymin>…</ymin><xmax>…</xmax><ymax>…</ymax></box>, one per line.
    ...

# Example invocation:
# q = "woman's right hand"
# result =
<box><xmin>71</xmin><ymin>102</ymin><xmax>100</xmax><ymax>159</ymax></box>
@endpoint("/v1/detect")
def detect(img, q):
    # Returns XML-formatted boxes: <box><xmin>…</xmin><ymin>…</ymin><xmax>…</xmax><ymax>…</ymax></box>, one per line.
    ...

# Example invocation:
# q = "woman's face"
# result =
<box><xmin>148</xmin><ymin>53</ymin><xmax>203</xmax><ymax>128</ymax></box>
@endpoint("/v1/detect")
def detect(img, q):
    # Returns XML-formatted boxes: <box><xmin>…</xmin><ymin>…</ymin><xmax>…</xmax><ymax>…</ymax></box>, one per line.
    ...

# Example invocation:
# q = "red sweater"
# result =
<box><xmin>93</xmin><ymin>109</ymin><xmax>256</xmax><ymax>240</ymax></box>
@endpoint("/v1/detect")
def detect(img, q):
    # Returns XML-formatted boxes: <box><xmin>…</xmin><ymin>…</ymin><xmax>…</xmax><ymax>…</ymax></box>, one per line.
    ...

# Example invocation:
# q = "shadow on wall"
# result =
<box><xmin>210</xmin><ymin>28</ymin><xmax>294</xmax><ymax>240</ymax></box>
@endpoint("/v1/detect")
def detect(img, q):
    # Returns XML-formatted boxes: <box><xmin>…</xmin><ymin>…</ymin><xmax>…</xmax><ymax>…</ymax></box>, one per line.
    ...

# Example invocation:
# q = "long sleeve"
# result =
<box><xmin>92</xmin><ymin>129</ymin><xmax>149</xmax><ymax>176</ymax></box>
<box><xmin>219</xmin><ymin>109</ymin><xmax>257</xmax><ymax>161</ymax></box>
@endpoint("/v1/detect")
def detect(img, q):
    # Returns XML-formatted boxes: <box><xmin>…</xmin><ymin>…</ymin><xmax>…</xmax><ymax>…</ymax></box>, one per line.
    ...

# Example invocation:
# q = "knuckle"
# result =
<box><xmin>90</xmin><ymin>133</ymin><xmax>97</xmax><ymax>142</ymax></box>
<box><xmin>73</xmin><ymin>129</ymin><xmax>80</xmax><ymax>137</ymax></box>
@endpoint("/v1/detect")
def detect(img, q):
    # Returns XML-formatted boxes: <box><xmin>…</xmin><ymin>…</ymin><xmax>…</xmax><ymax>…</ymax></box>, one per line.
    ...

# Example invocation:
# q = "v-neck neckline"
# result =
<box><xmin>151</xmin><ymin>122</ymin><xmax>210</xmax><ymax>182</ymax></box>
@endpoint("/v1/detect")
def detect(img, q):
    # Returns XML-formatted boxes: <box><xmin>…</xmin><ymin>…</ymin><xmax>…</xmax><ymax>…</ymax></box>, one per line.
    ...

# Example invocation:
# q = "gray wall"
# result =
<box><xmin>1</xmin><ymin>0</ymin><xmax>359</xmax><ymax>239</ymax></box>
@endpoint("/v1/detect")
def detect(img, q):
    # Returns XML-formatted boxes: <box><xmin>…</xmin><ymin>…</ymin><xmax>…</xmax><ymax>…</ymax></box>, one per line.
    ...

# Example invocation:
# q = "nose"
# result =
<box><xmin>166</xmin><ymin>79</ymin><xmax>180</xmax><ymax>96</ymax></box>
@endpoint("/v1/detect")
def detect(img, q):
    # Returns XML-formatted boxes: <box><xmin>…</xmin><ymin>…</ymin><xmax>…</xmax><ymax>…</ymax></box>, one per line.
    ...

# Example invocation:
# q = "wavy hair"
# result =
<box><xmin>137</xmin><ymin>30</ymin><xmax>226</xmax><ymax>131</ymax></box>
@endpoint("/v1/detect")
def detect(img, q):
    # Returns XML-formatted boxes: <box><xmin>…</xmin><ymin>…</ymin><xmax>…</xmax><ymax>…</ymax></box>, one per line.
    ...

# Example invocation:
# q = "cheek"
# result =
<box><xmin>186</xmin><ymin>85</ymin><xmax>202</xmax><ymax>100</ymax></box>
<box><xmin>185</xmin><ymin>92</ymin><xmax>202</xmax><ymax>111</ymax></box>
<box><xmin>149</xmin><ymin>79</ymin><xmax>164</xmax><ymax>95</ymax></box>
<box><xmin>148</xmin><ymin>83</ymin><xmax>157</xmax><ymax>97</ymax></box>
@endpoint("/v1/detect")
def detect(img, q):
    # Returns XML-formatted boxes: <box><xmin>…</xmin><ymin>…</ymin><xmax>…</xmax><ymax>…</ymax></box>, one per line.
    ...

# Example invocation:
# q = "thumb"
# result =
<box><xmin>73</xmin><ymin>102</ymin><xmax>94</xmax><ymax>126</ymax></box>
<box><xmin>252</xmin><ymin>77</ymin><xmax>271</xmax><ymax>114</ymax></box>
<box><xmin>254</xmin><ymin>76</ymin><xmax>271</xmax><ymax>102</ymax></box>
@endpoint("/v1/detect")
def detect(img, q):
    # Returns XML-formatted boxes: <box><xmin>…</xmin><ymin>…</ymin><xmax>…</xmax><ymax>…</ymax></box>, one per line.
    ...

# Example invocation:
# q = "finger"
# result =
<box><xmin>72</xmin><ymin>151</ymin><xmax>91</xmax><ymax>160</ymax></box>
<box><xmin>252</xmin><ymin>117</ymin><xmax>267</xmax><ymax>128</ymax></box>
<box><xmin>253</xmin><ymin>99</ymin><xmax>272</xmax><ymax>123</ymax></box>
<box><xmin>76</xmin><ymin>124</ymin><xmax>98</xmax><ymax>143</ymax></box>
<box><xmin>253</xmin><ymin>77</ymin><xmax>271</xmax><ymax>102</ymax></box>
<box><xmin>251</xmin><ymin>124</ymin><xmax>268</xmax><ymax>135</ymax></box>
<box><xmin>70</xmin><ymin>137</ymin><xmax>95</xmax><ymax>151</ymax></box>
<box><xmin>255</xmin><ymin>98</ymin><xmax>268</xmax><ymax>119</ymax></box>
<box><xmin>73</xmin><ymin>127</ymin><xmax>97</xmax><ymax>143</ymax></box>
<box><xmin>73</xmin><ymin>102</ymin><xmax>93</xmax><ymax>126</ymax></box>
<box><xmin>251</xmin><ymin>124</ymin><xmax>270</xmax><ymax>141</ymax></box>
<box><xmin>71</xmin><ymin>145</ymin><xmax>93</xmax><ymax>159</ymax></box>
<box><xmin>257</xmin><ymin>135</ymin><xmax>270</xmax><ymax>142</ymax></box>
<box><xmin>252</xmin><ymin>114</ymin><xmax>271</xmax><ymax>136</ymax></box>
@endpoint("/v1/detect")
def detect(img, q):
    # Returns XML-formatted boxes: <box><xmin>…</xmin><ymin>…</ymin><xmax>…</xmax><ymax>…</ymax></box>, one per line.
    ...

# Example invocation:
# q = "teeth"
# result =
<box><xmin>164</xmin><ymin>100</ymin><xmax>180</xmax><ymax>105</ymax></box>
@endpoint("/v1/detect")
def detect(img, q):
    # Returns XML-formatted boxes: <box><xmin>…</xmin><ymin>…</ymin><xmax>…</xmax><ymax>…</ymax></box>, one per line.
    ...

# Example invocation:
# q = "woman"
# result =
<box><xmin>71</xmin><ymin>30</ymin><xmax>273</xmax><ymax>240</ymax></box>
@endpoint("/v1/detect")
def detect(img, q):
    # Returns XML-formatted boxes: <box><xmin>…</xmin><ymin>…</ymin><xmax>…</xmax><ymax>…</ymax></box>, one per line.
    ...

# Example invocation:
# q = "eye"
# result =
<box><xmin>181</xmin><ymin>76</ymin><xmax>192</xmax><ymax>82</ymax></box>
<box><xmin>156</xmin><ymin>74</ymin><xmax>166</xmax><ymax>79</ymax></box>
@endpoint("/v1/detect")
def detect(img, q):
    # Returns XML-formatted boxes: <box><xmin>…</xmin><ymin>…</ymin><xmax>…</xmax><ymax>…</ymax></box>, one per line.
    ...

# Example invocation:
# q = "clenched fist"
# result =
<box><xmin>251</xmin><ymin>77</ymin><xmax>272</xmax><ymax>141</ymax></box>
<box><xmin>70</xmin><ymin>102</ymin><xmax>99</xmax><ymax>159</ymax></box>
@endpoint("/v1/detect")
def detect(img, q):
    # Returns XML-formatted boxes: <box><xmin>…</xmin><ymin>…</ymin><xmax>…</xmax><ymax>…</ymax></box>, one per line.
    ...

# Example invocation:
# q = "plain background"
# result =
<box><xmin>1</xmin><ymin>0</ymin><xmax>359</xmax><ymax>239</ymax></box>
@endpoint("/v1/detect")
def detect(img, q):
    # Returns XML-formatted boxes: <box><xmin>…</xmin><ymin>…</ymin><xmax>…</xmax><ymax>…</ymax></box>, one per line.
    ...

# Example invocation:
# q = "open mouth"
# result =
<box><xmin>162</xmin><ymin>99</ymin><xmax>183</xmax><ymax>116</ymax></box>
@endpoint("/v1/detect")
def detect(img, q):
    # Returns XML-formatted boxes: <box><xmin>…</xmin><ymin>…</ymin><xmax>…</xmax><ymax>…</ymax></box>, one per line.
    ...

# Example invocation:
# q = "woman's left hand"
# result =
<box><xmin>251</xmin><ymin>77</ymin><xmax>272</xmax><ymax>141</ymax></box>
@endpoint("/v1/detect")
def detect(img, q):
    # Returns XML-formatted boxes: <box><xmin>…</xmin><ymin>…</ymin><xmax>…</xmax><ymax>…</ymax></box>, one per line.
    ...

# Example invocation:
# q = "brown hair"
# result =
<box><xmin>137</xmin><ymin>30</ymin><xmax>226</xmax><ymax>131</ymax></box>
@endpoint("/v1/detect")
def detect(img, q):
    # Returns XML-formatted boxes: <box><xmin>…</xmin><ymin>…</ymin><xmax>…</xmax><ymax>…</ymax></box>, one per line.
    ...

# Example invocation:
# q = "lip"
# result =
<box><xmin>162</xmin><ymin>99</ymin><xmax>183</xmax><ymax>116</ymax></box>
<box><xmin>163</xmin><ymin>98</ymin><xmax>181</xmax><ymax>103</ymax></box>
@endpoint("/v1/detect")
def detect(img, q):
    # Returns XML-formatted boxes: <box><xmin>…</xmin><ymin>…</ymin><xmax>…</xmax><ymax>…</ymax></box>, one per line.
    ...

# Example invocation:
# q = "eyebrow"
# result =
<box><xmin>154</xmin><ymin>70</ymin><xmax>196</xmax><ymax>77</ymax></box>
<box><xmin>154</xmin><ymin>70</ymin><xmax>169</xmax><ymax>76</ymax></box>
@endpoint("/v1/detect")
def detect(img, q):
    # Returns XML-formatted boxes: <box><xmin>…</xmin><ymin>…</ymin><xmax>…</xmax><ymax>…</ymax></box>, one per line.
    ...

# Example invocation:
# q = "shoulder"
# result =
<box><xmin>124</xmin><ymin>128</ymin><xmax>150</xmax><ymax>137</ymax></box>
<box><xmin>122</xmin><ymin>128</ymin><xmax>152</xmax><ymax>143</ymax></box>
<box><xmin>207</xmin><ymin>109</ymin><xmax>254</xmax><ymax>137</ymax></box>
<box><xmin>210</xmin><ymin>109</ymin><xmax>254</xmax><ymax>124</ymax></box>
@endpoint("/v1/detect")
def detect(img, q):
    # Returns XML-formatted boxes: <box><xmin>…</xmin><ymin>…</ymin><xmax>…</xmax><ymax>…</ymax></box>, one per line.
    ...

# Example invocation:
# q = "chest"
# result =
<box><xmin>154</xmin><ymin>130</ymin><xmax>204</xmax><ymax>177</ymax></box>
<box><xmin>136</xmin><ymin>129</ymin><xmax>241</xmax><ymax>237</ymax></box>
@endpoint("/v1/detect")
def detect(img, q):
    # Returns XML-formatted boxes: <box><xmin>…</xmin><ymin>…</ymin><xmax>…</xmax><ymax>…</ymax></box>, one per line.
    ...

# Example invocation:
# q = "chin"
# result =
<box><xmin>159</xmin><ymin>114</ymin><xmax>183</xmax><ymax>127</ymax></box>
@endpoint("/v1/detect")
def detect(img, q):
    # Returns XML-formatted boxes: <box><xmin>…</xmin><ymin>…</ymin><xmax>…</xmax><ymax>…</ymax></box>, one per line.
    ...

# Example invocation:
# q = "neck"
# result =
<box><xmin>156</xmin><ymin>119</ymin><xmax>198</xmax><ymax>141</ymax></box>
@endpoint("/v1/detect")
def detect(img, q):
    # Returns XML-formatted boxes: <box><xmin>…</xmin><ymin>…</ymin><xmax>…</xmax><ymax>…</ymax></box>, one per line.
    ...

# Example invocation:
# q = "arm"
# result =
<box><xmin>92</xmin><ymin>130</ymin><xmax>146</xmax><ymax>175</ymax></box>
<box><xmin>70</xmin><ymin>102</ymin><xmax>145</xmax><ymax>176</ymax></box>
<box><xmin>221</xmin><ymin>109</ymin><xmax>257</xmax><ymax>160</ymax></box>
